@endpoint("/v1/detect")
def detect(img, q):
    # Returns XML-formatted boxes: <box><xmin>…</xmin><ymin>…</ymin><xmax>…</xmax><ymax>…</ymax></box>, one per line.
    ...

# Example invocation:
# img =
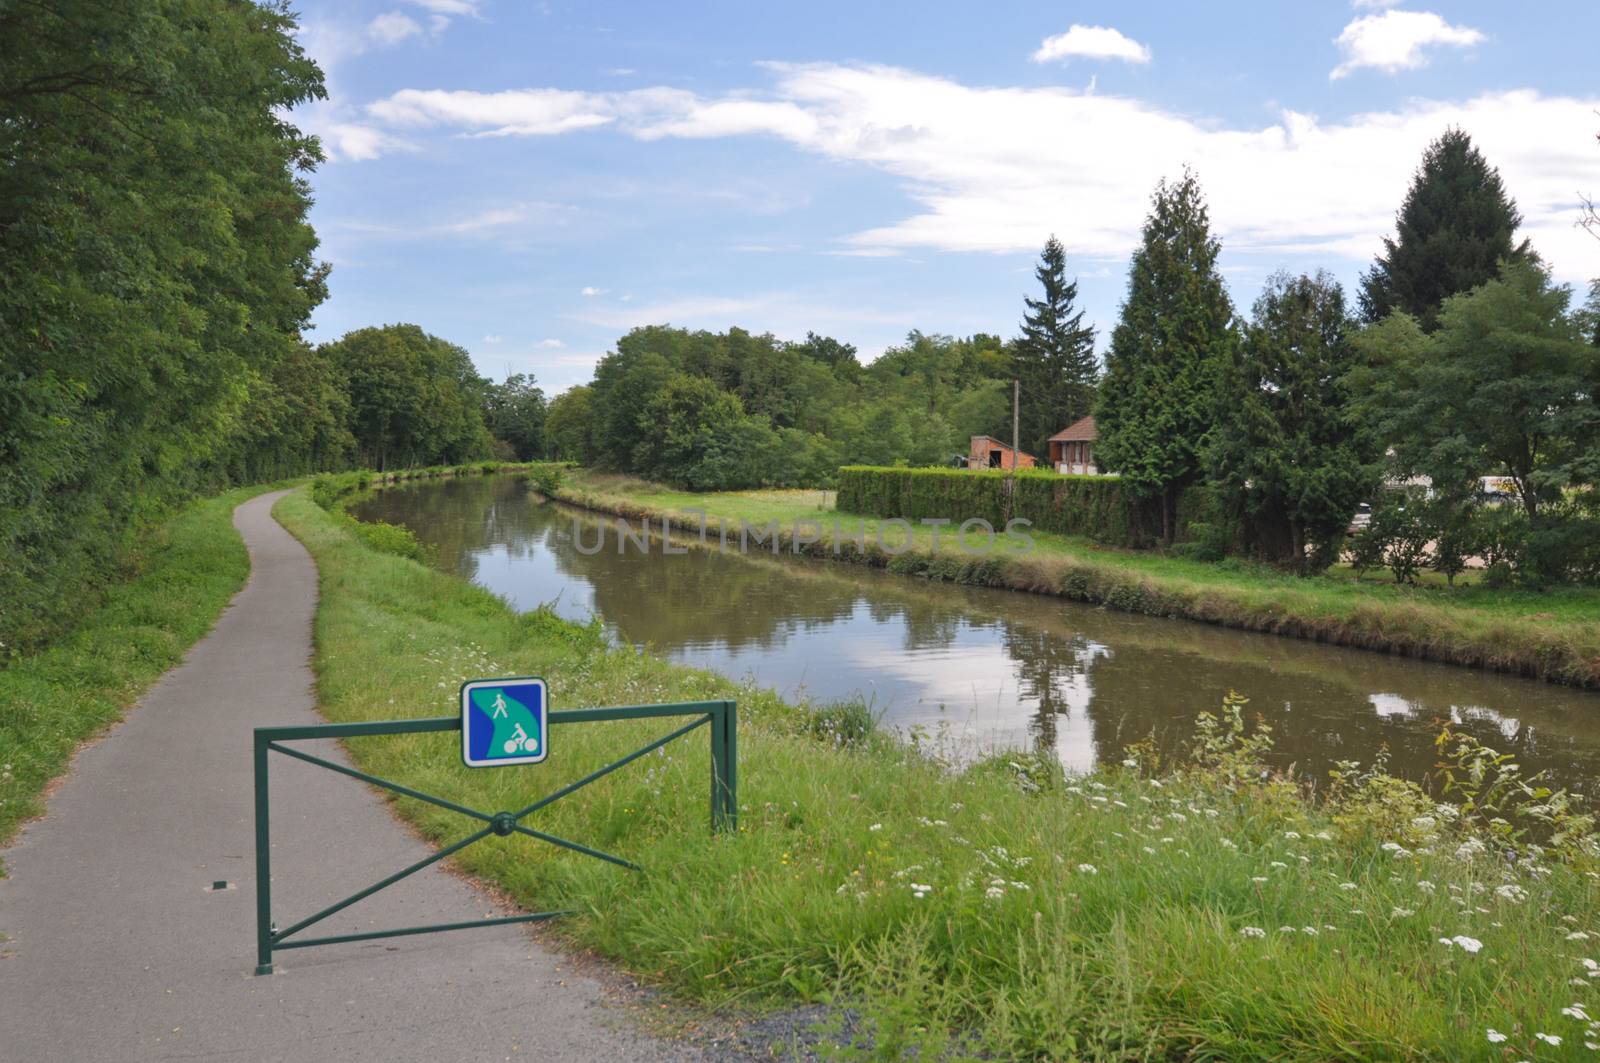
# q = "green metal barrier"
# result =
<box><xmin>253</xmin><ymin>699</ymin><xmax>736</xmax><ymax>975</ymax></box>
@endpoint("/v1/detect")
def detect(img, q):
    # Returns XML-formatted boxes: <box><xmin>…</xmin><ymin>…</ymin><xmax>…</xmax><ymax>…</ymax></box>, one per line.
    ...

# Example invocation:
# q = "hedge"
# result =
<box><xmin>835</xmin><ymin>466</ymin><xmax>1208</xmax><ymax>548</ymax></box>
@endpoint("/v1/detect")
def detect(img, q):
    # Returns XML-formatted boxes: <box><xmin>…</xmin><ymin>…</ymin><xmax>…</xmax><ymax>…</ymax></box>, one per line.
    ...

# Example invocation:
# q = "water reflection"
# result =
<box><xmin>355</xmin><ymin>476</ymin><xmax>1600</xmax><ymax>790</ymax></box>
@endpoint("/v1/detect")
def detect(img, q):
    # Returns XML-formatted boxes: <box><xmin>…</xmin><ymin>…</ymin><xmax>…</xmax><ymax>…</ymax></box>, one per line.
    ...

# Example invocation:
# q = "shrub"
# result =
<box><xmin>834</xmin><ymin>466</ymin><xmax>1202</xmax><ymax>549</ymax></box>
<box><xmin>528</xmin><ymin>464</ymin><xmax>565</xmax><ymax>497</ymax></box>
<box><xmin>805</xmin><ymin>698</ymin><xmax>877</xmax><ymax>749</ymax></box>
<box><xmin>348</xmin><ymin>518</ymin><xmax>429</xmax><ymax>562</ymax></box>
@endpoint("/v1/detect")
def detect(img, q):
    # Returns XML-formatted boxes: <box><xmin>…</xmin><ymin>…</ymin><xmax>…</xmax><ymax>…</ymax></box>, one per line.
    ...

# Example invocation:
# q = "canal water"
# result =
<box><xmin>354</xmin><ymin>475</ymin><xmax>1600</xmax><ymax>791</ymax></box>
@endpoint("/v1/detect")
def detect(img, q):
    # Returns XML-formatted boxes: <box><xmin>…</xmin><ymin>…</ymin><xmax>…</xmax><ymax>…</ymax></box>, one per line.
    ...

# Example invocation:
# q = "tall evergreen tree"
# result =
<box><xmin>1014</xmin><ymin>236</ymin><xmax>1098</xmax><ymax>456</ymax></box>
<box><xmin>1209</xmin><ymin>272</ymin><xmax>1375</xmax><ymax>571</ymax></box>
<box><xmin>1094</xmin><ymin>170</ymin><xmax>1236</xmax><ymax>543</ymax></box>
<box><xmin>1360</xmin><ymin>128</ymin><xmax>1532</xmax><ymax>329</ymax></box>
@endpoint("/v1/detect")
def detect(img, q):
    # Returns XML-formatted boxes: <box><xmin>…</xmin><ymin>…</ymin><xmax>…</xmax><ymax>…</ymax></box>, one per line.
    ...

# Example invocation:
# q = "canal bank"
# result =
<box><xmin>542</xmin><ymin>469</ymin><xmax>1600</xmax><ymax>690</ymax></box>
<box><xmin>278</xmin><ymin>482</ymin><xmax>1600</xmax><ymax>1061</ymax></box>
<box><xmin>354</xmin><ymin>473</ymin><xmax>1600</xmax><ymax>792</ymax></box>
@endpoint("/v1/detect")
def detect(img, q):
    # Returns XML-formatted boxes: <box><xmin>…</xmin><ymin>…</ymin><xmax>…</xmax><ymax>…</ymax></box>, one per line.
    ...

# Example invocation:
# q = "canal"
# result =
<box><xmin>355</xmin><ymin>475</ymin><xmax>1600</xmax><ymax>791</ymax></box>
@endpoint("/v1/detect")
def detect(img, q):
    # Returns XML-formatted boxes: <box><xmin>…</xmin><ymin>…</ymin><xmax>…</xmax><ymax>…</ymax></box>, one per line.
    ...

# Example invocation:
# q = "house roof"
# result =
<box><xmin>970</xmin><ymin>436</ymin><xmax>1036</xmax><ymax>459</ymax></box>
<box><xmin>1047</xmin><ymin>415</ymin><xmax>1097</xmax><ymax>443</ymax></box>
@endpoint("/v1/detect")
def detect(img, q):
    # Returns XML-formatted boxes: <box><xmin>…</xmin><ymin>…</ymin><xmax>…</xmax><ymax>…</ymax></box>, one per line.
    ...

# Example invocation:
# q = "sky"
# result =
<box><xmin>292</xmin><ymin>0</ymin><xmax>1600</xmax><ymax>394</ymax></box>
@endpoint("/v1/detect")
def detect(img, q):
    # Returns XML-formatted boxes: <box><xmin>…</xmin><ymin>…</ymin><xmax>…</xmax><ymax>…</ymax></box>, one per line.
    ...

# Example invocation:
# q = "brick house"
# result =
<box><xmin>967</xmin><ymin>435</ymin><xmax>1036</xmax><ymax>470</ymax></box>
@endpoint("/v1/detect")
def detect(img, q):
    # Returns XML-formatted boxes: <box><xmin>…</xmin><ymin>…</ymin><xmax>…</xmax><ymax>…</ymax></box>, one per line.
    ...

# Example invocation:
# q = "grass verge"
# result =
<box><xmin>550</xmin><ymin>471</ymin><xmax>1600</xmax><ymax>689</ymax></box>
<box><xmin>277</xmin><ymin>485</ymin><xmax>1600</xmax><ymax>1060</ymax></box>
<box><xmin>0</xmin><ymin>485</ymin><xmax>276</xmax><ymax>857</ymax></box>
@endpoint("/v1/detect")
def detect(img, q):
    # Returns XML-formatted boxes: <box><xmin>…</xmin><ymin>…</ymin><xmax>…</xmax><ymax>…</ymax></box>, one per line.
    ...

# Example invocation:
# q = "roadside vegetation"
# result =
<box><xmin>280</xmin><ymin>485</ymin><xmax>1600</xmax><ymax>1060</ymax></box>
<box><xmin>0</xmin><ymin>487</ymin><xmax>271</xmax><ymax>854</ymax></box>
<box><xmin>549</xmin><ymin>468</ymin><xmax>1600</xmax><ymax>688</ymax></box>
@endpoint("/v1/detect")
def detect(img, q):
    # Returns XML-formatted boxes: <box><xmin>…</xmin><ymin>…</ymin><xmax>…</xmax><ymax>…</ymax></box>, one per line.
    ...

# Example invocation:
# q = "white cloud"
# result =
<box><xmin>1351</xmin><ymin>0</ymin><xmax>1402</xmax><ymax>8</ymax></box>
<box><xmin>1331</xmin><ymin>10</ymin><xmax>1484</xmax><ymax>79</ymax></box>
<box><xmin>537</xmin><ymin>338</ymin><xmax>566</xmax><ymax>348</ymax></box>
<box><xmin>1032</xmin><ymin>25</ymin><xmax>1151</xmax><ymax>66</ymax></box>
<box><xmin>299</xmin><ymin>113</ymin><xmax>413</xmax><ymax>162</ymax></box>
<box><xmin>483</xmin><ymin>334</ymin><xmax>503</xmax><ymax>344</ymax></box>
<box><xmin>368</xmin><ymin>11</ymin><xmax>423</xmax><ymax>46</ymax></box>
<box><xmin>579</xmin><ymin>286</ymin><xmax>606</xmax><ymax>296</ymax></box>
<box><xmin>336</xmin><ymin>202</ymin><xmax>573</xmax><ymax>238</ymax></box>
<box><xmin>408</xmin><ymin>0</ymin><xmax>480</xmax><ymax>15</ymax></box>
<box><xmin>364</xmin><ymin>66</ymin><xmax>1600</xmax><ymax>282</ymax></box>
<box><xmin>368</xmin><ymin>88</ymin><xmax>615</xmax><ymax>135</ymax></box>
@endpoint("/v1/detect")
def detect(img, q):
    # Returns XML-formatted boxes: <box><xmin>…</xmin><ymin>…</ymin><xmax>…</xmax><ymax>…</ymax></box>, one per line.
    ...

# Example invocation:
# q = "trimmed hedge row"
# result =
<box><xmin>835</xmin><ymin>466</ymin><xmax>1203</xmax><ymax>548</ymax></box>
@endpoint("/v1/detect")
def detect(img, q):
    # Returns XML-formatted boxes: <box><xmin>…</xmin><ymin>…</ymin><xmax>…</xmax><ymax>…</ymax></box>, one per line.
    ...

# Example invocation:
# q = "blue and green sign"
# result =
<box><xmin>461</xmin><ymin>677</ymin><xmax>548</xmax><ymax>767</ymax></box>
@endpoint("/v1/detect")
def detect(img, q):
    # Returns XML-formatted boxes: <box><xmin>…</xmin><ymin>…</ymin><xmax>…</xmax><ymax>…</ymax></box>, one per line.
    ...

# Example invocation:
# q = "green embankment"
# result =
<box><xmin>551</xmin><ymin>470</ymin><xmax>1600</xmax><ymax>689</ymax></box>
<box><xmin>0</xmin><ymin>485</ymin><xmax>275</xmax><ymax>853</ymax></box>
<box><xmin>277</xmin><ymin>484</ymin><xmax>1600</xmax><ymax>1060</ymax></box>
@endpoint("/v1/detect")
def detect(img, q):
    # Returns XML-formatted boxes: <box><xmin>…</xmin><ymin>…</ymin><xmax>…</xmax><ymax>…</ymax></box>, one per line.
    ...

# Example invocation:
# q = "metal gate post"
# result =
<box><xmin>249</xmin><ymin>698</ymin><xmax>736</xmax><ymax>973</ymax></box>
<box><xmin>253</xmin><ymin>730</ymin><xmax>274</xmax><ymax>975</ymax></box>
<box><xmin>710</xmin><ymin>699</ymin><xmax>737</xmax><ymax>833</ymax></box>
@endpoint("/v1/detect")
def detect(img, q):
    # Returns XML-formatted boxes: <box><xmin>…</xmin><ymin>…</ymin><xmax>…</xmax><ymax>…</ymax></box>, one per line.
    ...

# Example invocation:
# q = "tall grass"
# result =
<box><xmin>0</xmin><ymin>486</ymin><xmax>271</xmax><ymax>855</ymax></box>
<box><xmin>277</xmin><ymin>488</ymin><xmax>1600</xmax><ymax>1060</ymax></box>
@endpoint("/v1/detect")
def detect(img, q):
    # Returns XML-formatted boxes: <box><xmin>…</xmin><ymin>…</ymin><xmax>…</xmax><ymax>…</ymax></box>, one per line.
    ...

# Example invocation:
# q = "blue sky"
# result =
<box><xmin>293</xmin><ymin>1</ymin><xmax>1600</xmax><ymax>394</ymax></box>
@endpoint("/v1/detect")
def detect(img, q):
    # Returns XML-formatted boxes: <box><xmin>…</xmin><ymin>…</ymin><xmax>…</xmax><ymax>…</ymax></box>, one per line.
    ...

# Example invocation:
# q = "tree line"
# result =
<box><xmin>1093</xmin><ymin>131</ymin><xmax>1600</xmax><ymax>586</ymax></box>
<box><xmin>0</xmin><ymin>2</ymin><xmax>535</xmax><ymax>655</ymax></box>
<box><xmin>6</xmin><ymin>3</ymin><xmax>1597</xmax><ymax>656</ymax></box>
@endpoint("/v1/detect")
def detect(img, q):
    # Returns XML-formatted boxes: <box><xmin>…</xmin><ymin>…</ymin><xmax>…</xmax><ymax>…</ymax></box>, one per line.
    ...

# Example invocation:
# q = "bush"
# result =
<box><xmin>834</xmin><ymin>466</ymin><xmax>1202</xmax><ymax>549</ymax></box>
<box><xmin>528</xmin><ymin>464</ymin><xmax>565</xmax><ymax>497</ymax></box>
<box><xmin>348</xmin><ymin>518</ymin><xmax>429</xmax><ymax>562</ymax></box>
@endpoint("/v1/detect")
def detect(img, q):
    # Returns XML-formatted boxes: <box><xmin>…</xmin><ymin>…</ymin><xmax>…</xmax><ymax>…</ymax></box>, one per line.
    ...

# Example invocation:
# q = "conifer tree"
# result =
<box><xmin>1209</xmin><ymin>271</ymin><xmax>1374</xmax><ymax>571</ymax></box>
<box><xmin>1360</xmin><ymin>128</ymin><xmax>1532</xmax><ymax>329</ymax></box>
<box><xmin>1095</xmin><ymin>170</ymin><xmax>1236</xmax><ymax>543</ymax></box>
<box><xmin>1014</xmin><ymin>236</ymin><xmax>1097</xmax><ymax>456</ymax></box>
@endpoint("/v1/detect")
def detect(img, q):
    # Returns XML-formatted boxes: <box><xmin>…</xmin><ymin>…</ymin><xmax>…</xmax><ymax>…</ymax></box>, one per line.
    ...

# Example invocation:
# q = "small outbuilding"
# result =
<box><xmin>1047</xmin><ymin>415</ymin><xmax>1098</xmax><ymax>475</ymax></box>
<box><xmin>967</xmin><ymin>436</ymin><xmax>1036</xmax><ymax>470</ymax></box>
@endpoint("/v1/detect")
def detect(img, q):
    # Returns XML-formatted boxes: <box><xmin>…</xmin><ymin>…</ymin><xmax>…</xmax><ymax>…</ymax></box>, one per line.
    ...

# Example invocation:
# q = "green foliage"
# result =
<box><xmin>1359</xmin><ymin>129</ymin><xmax>1533</xmax><ymax>329</ymax></box>
<box><xmin>835</xmin><ymin>466</ymin><xmax>1202</xmax><ymax>548</ymax></box>
<box><xmin>482</xmin><ymin>373</ymin><xmax>547</xmax><ymax>460</ymax></box>
<box><xmin>1014</xmin><ymin>235</ymin><xmax>1097</xmax><ymax>456</ymax></box>
<box><xmin>1435</xmin><ymin>723</ymin><xmax>1596</xmax><ymax>854</ymax></box>
<box><xmin>321</xmin><ymin>324</ymin><xmax>496</xmax><ymax>471</ymax></box>
<box><xmin>543</xmin><ymin>385</ymin><xmax>593</xmax><ymax>462</ymax></box>
<box><xmin>579</xmin><ymin>325</ymin><xmax>1015</xmax><ymax>489</ymax></box>
<box><xmin>1</xmin><ymin>488</ymin><xmax>263</xmax><ymax>846</ymax></box>
<box><xmin>1188</xmin><ymin>691</ymin><xmax>1273</xmax><ymax>785</ymax></box>
<box><xmin>0</xmin><ymin>0</ymin><xmax>329</xmax><ymax>654</ymax></box>
<box><xmin>528</xmin><ymin>464</ymin><xmax>566</xmax><ymax>497</ymax></box>
<box><xmin>269</xmin><ymin>505</ymin><xmax>1600</xmax><ymax>1062</ymax></box>
<box><xmin>804</xmin><ymin>698</ymin><xmax>878</xmax><ymax>750</ymax></box>
<box><xmin>1209</xmin><ymin>271</ymin><xmax>1376</xmax><ymax>572</ymax></box>
<box><xmin>1095</xmin><ymin>170</ymin><xmax>1237</xmax><ymax>542</ymax></box>
<box><xmin>347</xmin><ymin>519</ymin><xmax>430</xmax><ymax>562</ymax></box>
<box><xmin>1362</xmin><ymin>260</ymin><xmax>1599</xmax><ymax>523</ymax></box>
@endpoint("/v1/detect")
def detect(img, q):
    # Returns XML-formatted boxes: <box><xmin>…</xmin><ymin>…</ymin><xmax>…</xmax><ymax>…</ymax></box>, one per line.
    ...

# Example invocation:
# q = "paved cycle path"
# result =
<box><xmin>0</xmin><ymin>491</ymin><xmax>704</xmax><ymax>1062</ymax></box>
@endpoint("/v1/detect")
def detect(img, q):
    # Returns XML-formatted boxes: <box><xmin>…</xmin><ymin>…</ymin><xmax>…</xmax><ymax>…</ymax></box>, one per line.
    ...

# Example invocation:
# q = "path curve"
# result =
<box><xmin>0</xmin><ymin>491</ymin><xmax>705</xmax><ymax>1062</ymax></box>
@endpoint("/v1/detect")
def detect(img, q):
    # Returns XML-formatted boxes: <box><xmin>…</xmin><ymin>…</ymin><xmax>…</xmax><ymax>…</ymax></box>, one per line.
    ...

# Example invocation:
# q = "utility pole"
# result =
<box><xmin>1011</xmin><ymin>378</ymin><xmax>1020</xmax><ymax>466</ymax></box>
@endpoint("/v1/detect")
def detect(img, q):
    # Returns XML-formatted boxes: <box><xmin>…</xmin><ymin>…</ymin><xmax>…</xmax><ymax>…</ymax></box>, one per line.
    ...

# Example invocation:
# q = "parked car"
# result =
<box><xmin>1349</xmin><ymin>502</ymin><xmax>1372</xmax><ymax>531</ymax></box>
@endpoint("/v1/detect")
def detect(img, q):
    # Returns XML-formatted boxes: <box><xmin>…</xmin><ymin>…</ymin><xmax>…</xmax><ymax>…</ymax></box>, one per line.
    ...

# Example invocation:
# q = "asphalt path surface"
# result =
<box><xmin>0</xmin><ymin>491</ymin><xmax>707</xmax><ymax>1062</ymax></box>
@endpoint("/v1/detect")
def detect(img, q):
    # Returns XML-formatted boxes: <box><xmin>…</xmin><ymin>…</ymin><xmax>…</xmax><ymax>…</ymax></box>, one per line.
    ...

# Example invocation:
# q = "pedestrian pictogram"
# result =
<box><xmin>461</xmin><ymin>678</ymin><xmax>548</xmax><ymax>767</ymax></box>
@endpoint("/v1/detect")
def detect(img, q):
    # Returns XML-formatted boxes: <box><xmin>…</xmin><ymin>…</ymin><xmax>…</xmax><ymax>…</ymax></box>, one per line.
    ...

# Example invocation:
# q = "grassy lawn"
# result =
<box><xmin>553</xmin><ymin>470</ymin><xmax>1600</xmax><ymax>688</ymax></box>
<box><xmin>0</xmin><ymin>485</ymin><xmax>276</xmax><ymax>857</ymax></box>
<box><xmin>276</xmin><ymin>483</ymin><xmax>1600</xmax><ymax>1060</ymax></box>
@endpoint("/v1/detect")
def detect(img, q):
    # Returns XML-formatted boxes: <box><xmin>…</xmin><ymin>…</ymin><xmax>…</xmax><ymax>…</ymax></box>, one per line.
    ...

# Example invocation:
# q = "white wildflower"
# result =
<box><xmin>1536</xmin><ymin>1032</ymin><xmax>1562</xmax><ymax>1046</ymax></box>
<box><xmin>1239</xmin><ymin>926</ymin><xmax>1266</xmax><ymax>938</ymax></box>
<box><xmin>1076</xmin><ymin>863</ymin><xmax>1099</xmax><ymax>875</ymax></box>
<box><xmin>1284</xmin><ymin>831</ymin><xmax>1301</xmax><ymax>840</ymax></box>
<box><xmin>1486</xmin><ymin>1029</ymin><xmax>1508</xmax><ymax>1043</ymax></box>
